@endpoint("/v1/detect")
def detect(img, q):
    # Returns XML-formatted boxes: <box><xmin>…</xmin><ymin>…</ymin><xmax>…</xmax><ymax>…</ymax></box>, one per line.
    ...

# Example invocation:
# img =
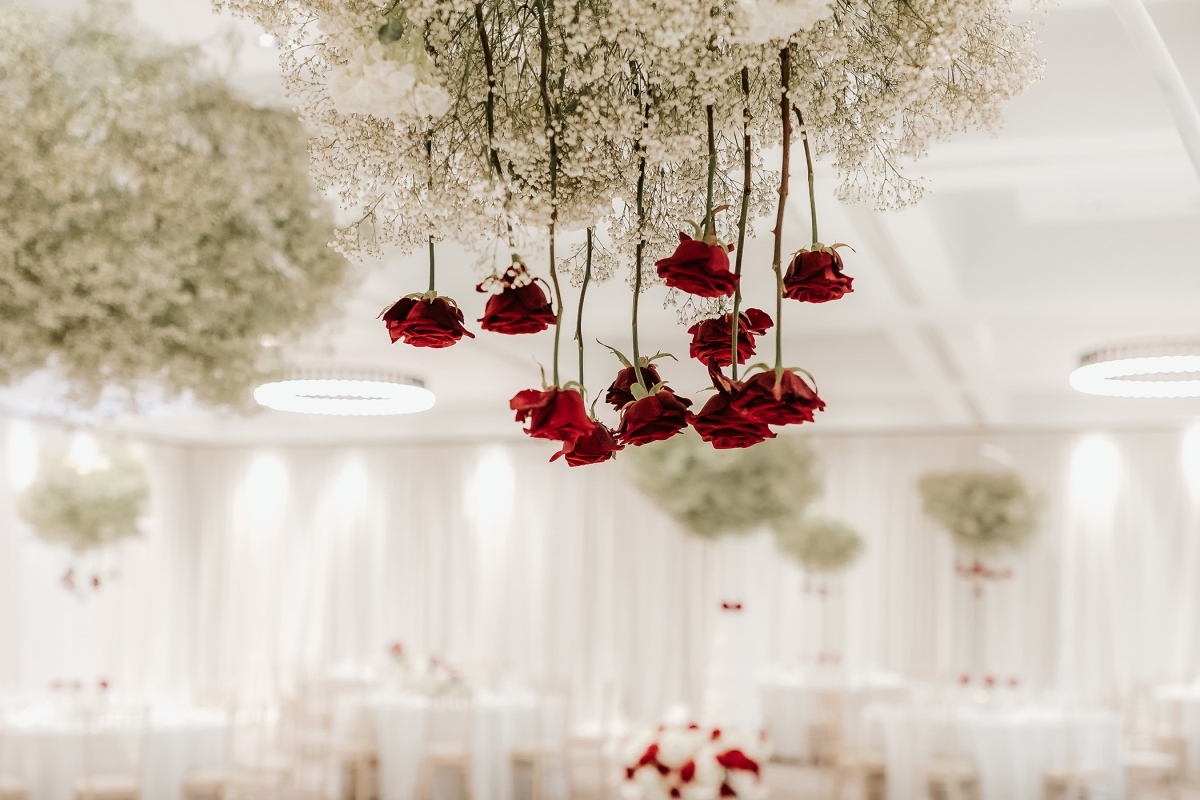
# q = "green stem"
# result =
<box><xmin>427</xmin><ymin>236</ymin><xmax>436</xmax><ymax>293</ymax></box>
<box><xmin>632</xmin><ymin>149</ymin><xmax>647</xmax><ymax>391</ymax></box>
<box><xmin>576</xmin><ymin>228</ymin><xmax>593</xmax><ymax>391</ymax></box>
<box><xmin>731</xmin><ymin>67</ymin><xmax>751</xmax><ymax>381</ymax></box>
<box><xmin>535</xmin><ymin>0</ymin><xmax>562</xmax><ymax>386</ymax></box>
<box><xmin>703</xmin><ymin>104</ymin><xmax>716</xmax><ymax>240</ymax></box>
<box><xmin>794</xmin><ymin>105</ymin><xmax>818</xmax><ymax>245</ymax></box>
<box><xmin>548</xmin><ymin>227</ymin><xmax>562</xmax><ymax>387</ymax></box>
<box><xmin>773</xmin><ymin>47</ymin><xmax>792</xmax><ymax>377</ymax></box>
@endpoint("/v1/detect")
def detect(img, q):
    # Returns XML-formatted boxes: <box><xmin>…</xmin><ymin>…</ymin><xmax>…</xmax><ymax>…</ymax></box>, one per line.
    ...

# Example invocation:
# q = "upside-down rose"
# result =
<box><xmin>618</xmin><ymin>389</ymin><xmax>692</xmax><ymax>446</ymax></box>
<box><xmin>551</xmin><ymin>422</ymin><xmax>623</xmax><ymax>466</ymax></box>
<box><xmin>688</xmin><ymin>308</ymin><xmax>773</xmax><ymax>366</ymax></box>
<box><xmin>510</xmin><ymin>387</ymin><xmax>593</xmax><ymax>442</ymax></box>
<box><xmin>380</xmin><ymin>296</ymin><xmax>474</xmax><ymax>347</ymax></box>
<box><xmin>655</xmin><ymin>233</ymin><xmax>738</xmax><ymax>298</ymax></box>
<box><xmin>477</xmin><ymin>264</ymin><xmax>557</xmax><ymax>334</ymax></box>
<box><xmin>782</xmin><ymin>248</ymin><xmax>854</xmax><ymax>303</ymax></box>
<box><xmin>605</xmin><ymin>364</ymin><xmax>662</xmax><ymax>411</ymax></box>
<box><xmin>731</xmin><ymin>369</ymin><xmax>825</xmax><ymax>425</ymax></box>
<box><xmin>688</xmin><ymin>368</ymin><xmax>775</xmax><ymax>449</ymax></box>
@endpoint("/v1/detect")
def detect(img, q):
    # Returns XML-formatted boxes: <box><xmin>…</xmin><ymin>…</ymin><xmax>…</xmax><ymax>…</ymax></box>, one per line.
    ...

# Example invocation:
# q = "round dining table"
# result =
<box><xmin>0</xmin><ymin>703</ymin><xmax>227</xmax><ymax>800</ymax></box>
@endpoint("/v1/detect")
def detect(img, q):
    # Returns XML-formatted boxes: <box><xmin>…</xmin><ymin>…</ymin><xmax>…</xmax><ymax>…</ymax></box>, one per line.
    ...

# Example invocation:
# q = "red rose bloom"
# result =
<box><xmin>605</xmin><ymin>364</ymin><xmax>661</xmax><ymax>411</ymax></box>
<box><xmin>680</xmin><ymin>761</ymin><xmax>696</xmax><ymax>783</ymax></box>
<box><xmin>782</xmin><ymin>249</ymin><xmax>853</xmax><ymax>303</ymax></box>
<box><xmin>688</xmin><ymin>391</ymin><xmax>775</xmax><ymax>450</ymax></box>
<box><xmin>716</xmin><ymin>749</ymin><xmax>759</xmax><ymax>775</ymax></box>
<box><xmin>730</xmin><ymin>369</ymin><xmax>825</xmax><ymax>426</ymax></box>
<box><xmin>477</xmin><ymin>267</ymin><xmax>557</xmax><ymax>334</ymax></box>
<box><xmin>618</xmin><ymin>389</ymin><xmax>692</xmax><ymax>446</ymax></box>
<box><xmin>510</xmin><ymin>387</ymin><xmax>593</xmax><ymax>442</ymax></box>
<box><xmin>381</xmin><ymin>296</ymin><xmax>475</xmax><ymax>348</ymax></box>
<box><xmin>688</xmin><ymin>308</ymin><xmax>773</xmax><ymax>366</ymax></box>
<box><xmin>551</xmin><ymin>422</ymin><xmax>623</xmax><ymax>467</ymax></box>
<box><xmin>655</xmin><ymin>232</ymin><xmax>738</xmax><ymax>297</ymax></box>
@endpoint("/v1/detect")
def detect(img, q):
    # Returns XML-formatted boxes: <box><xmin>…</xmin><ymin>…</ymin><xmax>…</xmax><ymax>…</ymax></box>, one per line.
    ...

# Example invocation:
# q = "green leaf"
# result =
<box><xmin>630</xmin><ymin>382</ymin><xmax>649</xmax><ymax>401</ymax></box>
<box><xmin>597</xmin><ymin>340</ymin><xmax>632</xmax><ymax>369</ymax></box>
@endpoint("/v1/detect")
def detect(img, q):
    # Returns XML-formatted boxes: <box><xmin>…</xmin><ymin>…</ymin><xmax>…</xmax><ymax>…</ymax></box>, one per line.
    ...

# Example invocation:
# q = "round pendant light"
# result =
<box><xmin>254</xmin><ymin>365</ymin><xmax>435</xmax><ymax>416</ymax></box>
<box><xmin>1070</xmin><ymin>340</ymin><xmax>1200</xmax><ymax>398</ymax></box>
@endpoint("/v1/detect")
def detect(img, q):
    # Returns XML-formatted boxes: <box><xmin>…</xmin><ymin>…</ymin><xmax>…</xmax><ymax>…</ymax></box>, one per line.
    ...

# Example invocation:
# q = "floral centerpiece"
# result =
<box><xmin>0</xmin><ymin>2</ymin><xmax>351</xmax><ymax>408</ymax></box>
<box><xmin>621</xmin><ymin>712</ymin><xmax>771</xmax><ymax>800</ymax></box>
<box><xmin>918</xmin><ymin>470</ymin><xmax>1039</xmax><ymax>554</ymax></box>
<box><xmin>773</xmin><ymin>516</ymin><xmax>862</xmax><ymax>573</ymax></box>
<box><xmin>218</xmin><ymin>0</ymin><xmax>1042</xmax><ymax>461</ymax></box>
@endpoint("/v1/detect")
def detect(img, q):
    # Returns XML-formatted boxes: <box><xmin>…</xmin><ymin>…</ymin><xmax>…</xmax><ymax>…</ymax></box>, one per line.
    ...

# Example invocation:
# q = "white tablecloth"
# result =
<box><xmin>1153</xmin><ymin>683</ymin><xmax>1200</xmax><ymax>779</ymax></box>
<box><xmin>0</xmin><ymin>705</ymin><xmax>227</xmax><ymax>800</ymax></box>
<box><xmin>333</xmin><ymin>691</ymin><xmax>566</xmax><ymax>800</ymax></box>
<box><xmin>759</xmin><ymin>671</ymin><xmax>907</xmax><ymax>761</ymax></box>
<box><xmin>865</xmin><ymin>703</ymin><xmax>1123</xmax><ymax>800</ymax></box>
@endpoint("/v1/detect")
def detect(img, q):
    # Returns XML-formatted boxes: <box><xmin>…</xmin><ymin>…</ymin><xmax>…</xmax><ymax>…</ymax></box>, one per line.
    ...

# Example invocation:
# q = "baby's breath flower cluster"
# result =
<box><xmin>0</xmin><ymin>2</ymin><xmax>351</xmax><ymax>408</ymax></box>
<box><xmin>218</xmin><ymin>0</ymin><xmax>1041</xmax><ymax>268</ymax></box>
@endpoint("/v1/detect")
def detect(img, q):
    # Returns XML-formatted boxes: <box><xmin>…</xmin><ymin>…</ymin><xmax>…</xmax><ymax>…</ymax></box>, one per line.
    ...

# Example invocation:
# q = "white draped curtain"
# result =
<box><xmin>3</xmin><ymin>420</ymin><xmax>1200</xmax><ymax>721</ymax></box>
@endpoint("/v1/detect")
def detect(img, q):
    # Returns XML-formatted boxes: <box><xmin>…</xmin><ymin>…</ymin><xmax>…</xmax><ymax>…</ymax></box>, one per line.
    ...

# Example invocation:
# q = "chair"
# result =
<box><xmin>1042</xmin><ymin>768</ymin><xmax>1109</xmax><ymax>800</ymax></box>
<box><xmin>181</xmin><ymin>702</ymin><xmax>292</xmax><ymax>800</ymax></box>
<box><xmin>831</xmin><ymin>752</ymin><xmax>885</xmax><ymax>800</ymax></box>
<box><xmin>0</xmin><ymin>706</ymin><xmax>29</xmax><ymax>800</ymax></box>
<box><xmin>511</xmin><ymin>693</ymin><xmax>569</xmax><ymax>800</ymax></box>
<box><xmin>925</xmin><ymin>759</ymin><xmax>980</xmax><ymax>800</ymax></box>
<box><xmin>807</xmin><ymin>691</ymin><xmax>844</xmax><ymax>768</ymax></box>
<box><xmin>73</xmin><ymin>704</ymin><xmax>149</xmax><ymax>800</ymax></box>
<box><xmin>1124</xmin><ymin>737</ymin><xmax>1185</xmax><ymax>800</ymax></box>
<box><xmin>417</xmin><ymin>698</ymin><xmax>475</xmax><ymax>800</ymax></box>
<box><xmin>562</xmin><ymin>680</ymin><xmax>617</xmax><ymax>800</ymax></box>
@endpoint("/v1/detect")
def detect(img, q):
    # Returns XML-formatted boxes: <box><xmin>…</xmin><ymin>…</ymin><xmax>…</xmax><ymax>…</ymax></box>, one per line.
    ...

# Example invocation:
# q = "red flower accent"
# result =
<box><xmin>730</xmin><ymin>369</ymin><xmax>824</xmax><ymax>426</ymax></box>
<box><xmin>960</xmin><ymin>674</ymin><xmax>971</xmax><ymax>685</ymax></box>
<box><xmin>655</xmin><ymin>232</ymin><xmax>738</xmax><ymax>297</ymax></box>
<box><xmin>656</xmin><ymin>764</ymin><xmax>670</xmax><ymax>776</ymax></box>
<box><xmin>687</xmin><ymin>309</ymin><xmax>773</xmax><ymax>367</ymax></box>
<box><xmin>680</xmin><ymin>761</ymin><xmax>696</xmax><ymax>783</ymax></box>
<box><xmin>389</xmin><ymin>642</ymin><xmax>404</xmax><ymax>656</ymax></box>
<box><xmin>381</xmin><ymin>296</ymin><xmax>475</xmax><ymax>347</ymax></box>
<box><xmin>711</xmin><ymin>729</ymin><xmax>722</xmax><ymax>740</ymax></box>
<box><xmin>605</xmin><ymin>364</ymin><xmax>662</xmax><ymax>411</ymax></box>
<box><xmin>477</xmin><ymin>265</ymin><xmax>557</xmax><ymax>334</ymax></box>
<box><xmin>720</xmin><ymin>784</ymin><xmax>736</xmax><ymax>797</ymax></box>
<box><xmin>551</xmin><ymin>422</ymin><xmax>623</xmax><ymax>467</ymax></box>
<box><xmin>716</xmin><ymin>749</ymin><xmax>759</xmax><ymax>775</ymax></box>
<box><xmin>618</xmin><ymin>389</ymin><xmax>692</xmax><ymax>446</ymax></box>
<box><xmin>984</xmin><ymin>675</ymin><xmax>996</xmax><ymax>688</ymax></box>
<box><xmin>510</xmin><ymin>387</ymin><xmax>593</xmax><ymax>443</ymax></box>
<box><xmin>721</xmin><ymin>601</ymin><xmax>743</xmax><ymax>611</ymax></box>
<box><xmin>98</xmin><ymin>680</ymin><xmax>109</xmax><ymax>691</ymax></box>
<box><xmin>783</xmin><ymin>249</ymin><xmax>853</xmax><ymax>303</ymax></box>
<box><xmin>626</xmin><ymin>768</ymin><xmax>636</xmax><ymax>781</ymax></box>
<box><xmin>91</xmin><ymin>575</ymin><xmax>101</xmax><ymax>589</ymax></box>
<box><xmin>670</xmin><ymin>789</ymin><xmax>681</xmax><ymax>798</ymax></box>
<box><xmin>688</xmin><ymin>367</ymin><xmax>774</xmax><ymax>450</ymax></box>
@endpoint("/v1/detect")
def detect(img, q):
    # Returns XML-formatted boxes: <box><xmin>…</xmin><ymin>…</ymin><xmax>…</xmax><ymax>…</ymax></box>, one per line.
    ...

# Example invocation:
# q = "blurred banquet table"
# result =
<box><xmin>1153</xmin><ymin>683</ymin><xmax>1200</xmax><ymax>779</ymax></box>
<box><xmin>758</xmin><ymin>669</ymin><xmax>907</xmax><ymax>761</ymax></box>
<box><xmin>333</xmin><ymin>690</ymin><xmax>567</xmax><ymax>800</ymax></box>
<box><xmin>0</xmin><ymin>704</ymin><xmax>227</xmax><ymax>800</ymax></box>
<box><xmin>864</xmin><ymin>702</ymin><xmax>1123</xmax><ymax>800</ymax></box>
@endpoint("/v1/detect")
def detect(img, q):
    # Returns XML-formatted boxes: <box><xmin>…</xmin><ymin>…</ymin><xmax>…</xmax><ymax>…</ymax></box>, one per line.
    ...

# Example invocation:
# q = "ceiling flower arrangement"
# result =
<box><xmin>0</xmin><ymin>2</ymin><xmax>351</xmax><ymax>409</ymax></box>
<box><xmin>919</xmin><ymin>470</ymin><xmax>1040</xmax><ymax>553</ymax></box>
<box><xmin>221</xmin><ymin>0</ymin><xmax>1041</xmax><ymax>460</ymax></box>
<box><xmin>774</xmin><ymin>515</ymin><xmax>863</xmax><ymax>573</ymax></box>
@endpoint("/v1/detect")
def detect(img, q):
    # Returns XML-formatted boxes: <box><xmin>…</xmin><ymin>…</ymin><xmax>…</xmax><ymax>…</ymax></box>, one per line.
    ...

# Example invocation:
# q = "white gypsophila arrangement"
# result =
<box><xmin>215</xmin><ymin>0</ymin><xmax>1042</xmax><ymax>269</ymax></box>
<box><xmin>918</xmin><ymin>470</ymin><xmax>1039</xmax><ymax>553</ymax></box>
<box><xmin>628</xmin><ymin>431</ymin><xmax>820</xmax><ymax>539</ymax></box>
<box><xmin>0</xmin><ymin>2</ymin><xmax>352</xmax><ymax>409</ymax></box>
<box><xmin>773</xmin><ymin>515</ymin><xmax>863</xmax><ymax>573</ymax></box>
<box><xmin>16</xmin><ymin>446</ymin><xmax>149</xmax><ymax>553</ymax></box>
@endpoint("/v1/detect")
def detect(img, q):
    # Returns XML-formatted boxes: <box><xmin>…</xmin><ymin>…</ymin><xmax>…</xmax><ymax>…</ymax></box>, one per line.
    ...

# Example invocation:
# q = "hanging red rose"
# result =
<box><xmin>655</xmin><ymin>232</ymin><xmax>738</xmax><ymax>298</ymax></box>
<box><xmin>476</xmin><ymin>263</ymin><xmax>557</xmax><ymax>334</ymax></box>
<box><xmin>730</xmin><ymin>368</ymin><xmax>825</xmax><ymax>426</ymax></box>
<box><xmin>687</xmin><ymin>368</ymin><xmax>775</xmax><ymax>449</ymax></box>
<box><xmin>687</xmin><ymin>308</ymin><xmax>773</xmax><ymax>367</ymax></box>
<box><xmin>510</xmin><ymin>387</ymin><xmax>594</xmax><ymax>442</ymax></box>
<box><xmin>551</xmin><ymin>422</ymin><xmax>623</xmax><ymax>467</ymax></box>
<box><xmin>380</xmin><ymin>295</ymin><xmax>475</xmax><ymax>348</ymax></box>
<box><xmin>605</xmin><ymin>364</ymin><xmax>662</xmax><ymax>411</ymax></box>
<box><xmin>782</xmin><ymin>247</ymin><xmax>854</xmax><ymax>303</ymax></box>
<box><xmin>618</xmin><ymin>388</ymin><xmax>692</xmax><ymax>446</ymax></box>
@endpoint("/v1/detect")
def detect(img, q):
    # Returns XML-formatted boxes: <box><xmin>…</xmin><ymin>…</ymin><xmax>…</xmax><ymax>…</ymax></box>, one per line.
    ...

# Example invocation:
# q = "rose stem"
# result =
<box><xmin>794</xmin><ymin>106</ymin><xmax>818</xmax><ymax>246</ymax></box>
<box><xmin>730</xmin><ymin>67</ymin><xmax>751</xmax><ymax>381</ymax></box>
<box><xmin>576</xmin><ymin>228</ymin><xmax>593</xmax><ymax>392</ymax></box>
<box><xmin>536</xmin><ymin>0</ymin><xmax>562</xmax><ymax>387</ymax></box>
<box><xmin>632</xmin><ymin>144</ymin><xmax>648</xmax><ymax>391</ymax></box>
<box><xmin>475</xmin><ymin>2</ymin><xmax>516</xmax><ymax>247</ymax></box>
<box><xmin>773</xmin><ymin>47</ymin><xmax>792</xmax><ymax>378</ymax></box>
<box><xmin>703</xmin><ymin>104</ymin><xmax>716</xmax><ymax>240</ymax></box>
<box><xmin>427</xmin><ymin>237</ymin><xmax>436</xmax><ymax>293</ymax></box>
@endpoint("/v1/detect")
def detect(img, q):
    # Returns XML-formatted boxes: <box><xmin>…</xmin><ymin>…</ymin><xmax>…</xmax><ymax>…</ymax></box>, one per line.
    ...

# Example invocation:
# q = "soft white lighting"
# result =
<box><xmin>1182</xmin><ymin>421</ymin><xmax>1200</xmax><ymax>498</ymax></box>
<box><xmin>465</xmin><ymin>447</ymin><xmax>514</xmax><ymax>525</ymax></box>
<box><xmin>7</xmin><ymin>420</ymin><xmax>38</xmax><ymax>491</ymax></box>
<box><xmin>245</xmin><ymin>452</ymin><xmax>289</xmax><ymax>530</ymax></box>
<box><xmin>334</xmin><ymin>456</ymin><xmax>369</xmax><ymax>515</ymax></box>
<box><xmin>68</xmin><ymin>431</ymin><xmax>108</xmax><ymax>474</ymax></box>
<box><xmin>257</xmin><ymin>33</ymin><xmax>277</xmax><ymax>48</ymax></box>
<box><xmin>1070</xmin><ymin>341</ymin><xmax>1200</xmax><ymax>398</ymax></box>
<box><xmin>1069</xmin><ymin>434</ymin><xmax>1122</xmax><ymax>513</ymax></box>
<box><xmin>254</xmin><ymin>366</ymin><xmax>434</xmax><ymax>416</ymax></box>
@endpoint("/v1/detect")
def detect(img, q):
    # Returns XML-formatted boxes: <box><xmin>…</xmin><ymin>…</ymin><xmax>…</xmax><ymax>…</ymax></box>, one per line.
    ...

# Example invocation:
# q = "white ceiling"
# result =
<box><xmin>6</xmin><ymin>0</ymin><xmax>1200</xmax><ymax>444</ymax></box>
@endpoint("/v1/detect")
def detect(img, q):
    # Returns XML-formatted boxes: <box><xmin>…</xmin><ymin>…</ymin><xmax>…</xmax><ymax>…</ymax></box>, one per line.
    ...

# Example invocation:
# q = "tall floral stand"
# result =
<box><xmin>955</xmin><ymin>558</ymin><xmax>1012</xmax><ymax>682</ymax></box>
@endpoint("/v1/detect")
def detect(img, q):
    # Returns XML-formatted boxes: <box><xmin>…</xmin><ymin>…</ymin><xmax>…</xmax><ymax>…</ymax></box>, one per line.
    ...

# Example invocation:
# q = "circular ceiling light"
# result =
<box><xmin>1070</xmin><ymin>340</ymin><xmax>1200</xmax><ymax>398</ymax></box>
<box><xmin>254</xmin><ymin>365</ymin><xmax>435</xmax><ymax>416</ymax></box>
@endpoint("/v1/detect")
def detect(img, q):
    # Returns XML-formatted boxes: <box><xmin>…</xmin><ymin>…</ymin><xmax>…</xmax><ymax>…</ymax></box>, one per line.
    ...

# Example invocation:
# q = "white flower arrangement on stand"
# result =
<box><xmin>620</xmin><ymin>708</ymin><xmax>772</xmax><ymax>800</ymax></box>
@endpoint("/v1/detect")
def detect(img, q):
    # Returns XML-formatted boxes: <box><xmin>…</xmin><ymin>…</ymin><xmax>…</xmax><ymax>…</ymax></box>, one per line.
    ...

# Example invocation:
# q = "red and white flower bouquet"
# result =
<box><xmin>620</xmin><ymin>711</ymin><xmax>771</xmax><ymax>800</ymax></box>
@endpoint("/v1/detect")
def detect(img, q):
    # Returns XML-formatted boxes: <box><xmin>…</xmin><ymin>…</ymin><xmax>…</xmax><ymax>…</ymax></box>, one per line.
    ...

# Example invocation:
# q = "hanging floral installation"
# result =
<box><xmin>628</xmin><ymin>432</ymin><xmax>819</xmax><ymax>539</ymax></box>
<box><xmin>773</xmin><ymin>516</ymin><xmax>863</xmax><ymax>573</ymax></box>
<box><xmin>0</xmin><ymin>3</ymin><xmax>351</xmax><ymax>409</ymax></box>
<box><xmin>221</xmin><ymin>0</ymin><xmax>1041</xmax><ymax>461</ymax></box>
<box><xmin>918</xmin><ymin>470</ymin><xmax>1040</xmax><ymax>553</ymax></box>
